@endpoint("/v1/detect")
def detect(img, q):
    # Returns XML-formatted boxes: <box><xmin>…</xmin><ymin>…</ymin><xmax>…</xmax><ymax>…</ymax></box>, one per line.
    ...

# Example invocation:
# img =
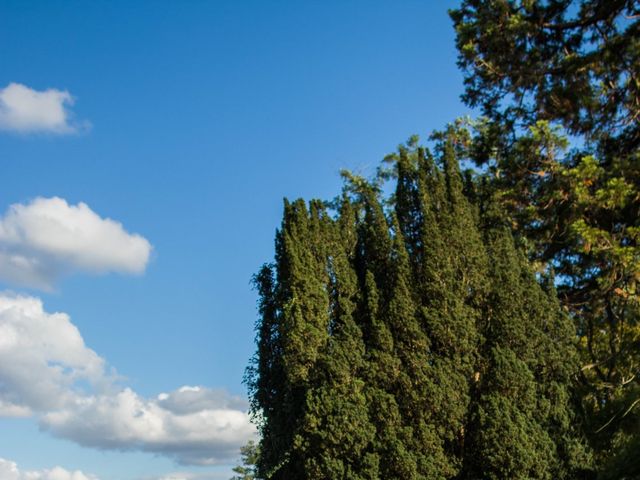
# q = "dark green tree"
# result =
<box><xmin>356</xmin><ymin>183</ymin><xmax>417</xmax><ymax>480</ymax></box>
<box><xmin>464</xmin><ymin>222</ymin><xmax>590</xmax><ymax>480</ymax></box>
<box><xmin>249</xmin><ymin>199</ymin><xmax>333</xmax><ymax>479</ymax></box>
<box><xmin>231</xmin><ymin>441</ymin><xmax>261</xmax><ymax>480</ymax></box>
<box><xmin>249</xmin><ymin>130</ymin><xmax>589</xmax><ymax>479</ymax></box>
<box><xmin>420</xmin><ymin>132</ymin><xmax>489</xmax><ymax>477</ymax></box>
<box><xmin>450</xmin><ymin>1</ymin><xmax>640</xmax><ymax>473</ymax></box>
<box><xmin>390</xmin><ymin>134</ymin><xmax>490</xmax><ymax>478</ymax></box>
<box><xmin>296</xmin><ymin>197</ymin><xmax>377</xmax><ymax>480</ymax></box>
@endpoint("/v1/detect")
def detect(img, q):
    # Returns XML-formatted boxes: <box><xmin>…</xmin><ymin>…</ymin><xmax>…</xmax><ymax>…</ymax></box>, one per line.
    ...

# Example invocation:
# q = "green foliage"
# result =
<box><xmin>238</xmin><ymin>2</ymin><xmax>640</xmax><ymax>478</ymax></box>
<box><xmin>464</xmin><ymin>226</ymin><xmax>590</xmax><ymax>479</ymax></box>
<box><xmin>450</xmin><ymin>0</ymin><xmax>640</xmax><ymax>151</ymax></box>
<box><xmin>451</xmin><ymin>1</ymin><xmax>640</xmax><ymax>475</ymax></box>
<box><xmin>248</xmin><ymin>131</ymin><xmax>587</xmax><ymax>479</ymax></box>
<box><xmin>297</xmin><ymin>197</ymin><xmax>377</xmax><ymax>479</ymax></box>
<box><xmin>231</xmin><ymin>441</ymin><xmax>260</xmax><ymax>480</ymax></box>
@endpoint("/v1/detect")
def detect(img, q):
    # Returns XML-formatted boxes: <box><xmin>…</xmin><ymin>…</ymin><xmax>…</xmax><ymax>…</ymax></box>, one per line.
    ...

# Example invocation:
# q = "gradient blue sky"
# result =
<box><xmin>1</xmin><ymin>1</ymin><xmax>468</xmax><ymax>478</ymax></box>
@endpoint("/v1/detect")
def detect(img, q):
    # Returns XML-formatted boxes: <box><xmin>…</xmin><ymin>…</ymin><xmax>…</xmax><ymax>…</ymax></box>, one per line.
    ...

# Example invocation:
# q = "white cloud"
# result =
<box><xmin>157</xmin><ymin>386</ymin><xmax>248</xmax><ymax>414</ymax></box>
<box><xmin>42</xmin><ymin>387</ymin><xmax>256</xmax><ymax>466</ymax></box>
<box><xmin>0</xmin><ymin>458</ymin><xmax>98</xmax><ymax>480</ymax></box>
<box><xmin>0</xmin><ymin>293</ymin><xmax>110</xmax><ymax>414</ymax></box>
<box><xmin>0</xmin><ymin>197</ymin><xmax>152</xmax><ymax>290</ymax></box>
<box><xmin>0</xmin><ymin>293</ymin><xmax>256</xmax><ymax>466</ymax></box>
<box><xmin>0</xmin><ymin>83</ymin><xmax>87</xmax><ymax>134</ymax></box>
<box><xmin>142</xmin><ymin>472</ymin><xmax>229</xmax><ymax>480</ymax></box>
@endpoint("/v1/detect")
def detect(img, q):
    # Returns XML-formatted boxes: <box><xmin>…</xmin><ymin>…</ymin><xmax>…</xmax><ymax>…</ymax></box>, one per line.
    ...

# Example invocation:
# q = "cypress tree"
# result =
<box><xmin>249</xmin><ymin>133</ymin><xmax>589</xmax><ymax>479</ymax></box>
<box><xmin>356</xmin><ymin>184</ymin><xmax>417</xmax><ymax>480</ymax></box>
<box><xmin>249</xmin><ymin>262</ymin><xmax>285</xmax><ymax>479</ymax></box>
<box><xmin>387</xmin><ymin>212</ymin><xmax>446</xmax><ymax>479</ymax></box>
<box><xmin>297</xmin><ymin>197</ymin><xmax>377</xmax><ymax>480</ymax></box>
<box><xmin>393</xmin><ymin>144</ymin><xmax>460</xmax><ymax>479</ymax></box>
<box><xmin>251</xmin><ymin>198</ymin><xmax>334</xmax><ymax>479</ymax></box>
<box><xmin>464</xmin><ymin>222</ymin><xmax>589</xmax><ymax>480</ymax></box>
<box><xmin>401</xmin><ymin>132</ymin><xmax>488</xmax><ymax>477</ymax></box>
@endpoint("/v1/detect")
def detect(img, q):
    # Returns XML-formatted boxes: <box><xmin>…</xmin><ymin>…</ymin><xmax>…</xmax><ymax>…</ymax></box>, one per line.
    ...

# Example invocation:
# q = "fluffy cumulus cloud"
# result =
<box><xmin>0</xmin><ymin>197</ymin><xmax>152</xmax><ymax>290</ymax></box>
<box><xmin>42</xmin><ymin>386</ymin><xmax>256</xmax><ymax>465</ymax></box>
<box><xmin>0</xmin><ymin>458</ymin><xmax>98</xmax><ymax>480</ymax></box>
<box><xmin>0</xmin><ymin>293</ymin><xmax>256</xmax><ymax>465</ymax></box>
<box><xmin>0</xmin><ymin>294</ymin><xmax>109</xmax><ymax>416</ymax></box>
<box><xmin>0</xmin><ymin>83</ymin><xmax>87</xmax><ymax>134</ymax></box>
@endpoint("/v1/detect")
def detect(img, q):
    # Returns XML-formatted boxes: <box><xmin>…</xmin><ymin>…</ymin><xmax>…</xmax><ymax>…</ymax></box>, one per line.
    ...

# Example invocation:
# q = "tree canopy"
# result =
<box><xmin>247</xmin><ymin>132</ymin><xmax>589</xmax><ymax>479</ymax></box>
<box><xmin>236</xmin><ymin>2</ymin><xmax>639</xmax><ymax>478</ymax></box>
<box><xmin>451</xmin><ymin>1</ymin><xmax>640</xmax><ymax>474</ymax></box>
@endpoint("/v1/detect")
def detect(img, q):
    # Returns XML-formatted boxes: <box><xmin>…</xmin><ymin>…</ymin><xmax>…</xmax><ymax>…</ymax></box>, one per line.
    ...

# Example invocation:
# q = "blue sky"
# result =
<box><xmin>0</xmin><ymin>1</ymin><xmax>467</xmax><ymax>478</ymax></box>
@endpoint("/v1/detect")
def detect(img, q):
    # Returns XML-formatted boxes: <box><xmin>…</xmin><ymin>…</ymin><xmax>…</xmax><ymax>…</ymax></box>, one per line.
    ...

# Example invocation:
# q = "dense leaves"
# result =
<box><xmin>451</xmin><ymin>0</ymin><xmax>640</xmax><ymax>150</ymax></box>
<box><xmin>451</xmin><ymin>1</ymin><xmax>640</xmax><ymax>475</ymax></box>
<box><xmin>231</xmin><ymin>441</ymin><xmax>260</xmax><ymax>480</ymax></box>
<box><xmin>247</xmin><ymin>133</ymin><xmax>587</xmax><ymax>479</ymax></box>
<box><xmin>234</xmin><ymin>2</ymin><xmax>640</xmax><ymax>478</ymax></box>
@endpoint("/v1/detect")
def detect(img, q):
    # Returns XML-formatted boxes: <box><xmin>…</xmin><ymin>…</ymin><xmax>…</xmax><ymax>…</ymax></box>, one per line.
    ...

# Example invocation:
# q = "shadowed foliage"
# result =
<box><xmin>247</xmin><ymin>131</ymin><xmax>589</xmax><ymax>479</ymax></box>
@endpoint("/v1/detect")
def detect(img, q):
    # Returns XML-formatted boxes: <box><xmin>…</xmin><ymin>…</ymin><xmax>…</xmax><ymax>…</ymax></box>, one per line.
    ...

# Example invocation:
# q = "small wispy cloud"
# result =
<box><xmin>0</xmin><ymin>457</ymin><xmax>98</xmax><ymax>480</ymax></box>
<box><xmin>0</xmin><ymin>197</ymin><xmax>152</xmax><ymax>290</ymax></box>
<box><xmin>0</xmin><ymin>82</ymin><xmax>88</xmax><ymax>134</ymax></box>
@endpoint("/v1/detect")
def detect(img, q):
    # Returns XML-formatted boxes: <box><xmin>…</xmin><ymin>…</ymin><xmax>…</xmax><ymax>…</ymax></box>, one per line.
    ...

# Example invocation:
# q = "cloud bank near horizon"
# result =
<box><xmin>142</xmin><ymin>472</ymin><xmax>231</xmax><ymax>480</ymax></box>
<box><xmin>0</xmin><ymin>457</ymin><xmax>98</xmax><ymax>480</ymax></box>
<box><xmin>0</xmin><ymin>197</ymin><xmax>152</xmax><ymax>290</ymax></box>
<box><xmin>42</xmin><ymin>386</ymin><xmax>255</xmax><ymax>466</ymax></box>
<box><xmin>0</xmin><ymin>293</ymin><xmax>256</xmax><ymax>465</ymax></box>
<box><xmin>0</xmin><ymin>83</ymin><xmax>88</xmax><ymax>134</ymax></box>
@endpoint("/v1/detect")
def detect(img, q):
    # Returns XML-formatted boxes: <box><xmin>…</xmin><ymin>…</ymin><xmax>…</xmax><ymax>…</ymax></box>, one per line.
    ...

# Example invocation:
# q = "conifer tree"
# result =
<box><xmin>297</xmin><ymin>197</ymin><xmax>376</xmax><ymax>480</ymax></box>
<box><xmin>419</xmin><ymin>133</ymin><xmax>487</xmax><ymax>473</ymax></box>
<box><xmin>464</xmin><ymin>223</ymin><xmax>589</xmax><ymax>480</ymax></box>
<box><xmin>249</xmin><ymin>132</ymin><xmax>590</xmax><ymax>479</ymax></box>
<box><xmin>387</xmin><ymin>212</ymin><xmax>446</xmax><ymax>480</ymax></box>
<box><xmin>450</xmin><ymin>2</ymin><xmax>640</xmax><ymax>471</ymax></box>
<box><xmin>391</xmin><ymin>132</ymin><xmax>490</xmax><ymax>477</ymax></box>
<box><xmin>249</xmin><ymin>263</ymin><xmax>284</xmax><ymax>478</ymax></box>
<box><xmin>357</xmin><ymin>184</ymin><xmax>418</xmax><ymax>480</ymax></box>
<box><xmin>250</xmin><ymin>199</ymin><xmax>333</xmax><ymax>479</ymax></box>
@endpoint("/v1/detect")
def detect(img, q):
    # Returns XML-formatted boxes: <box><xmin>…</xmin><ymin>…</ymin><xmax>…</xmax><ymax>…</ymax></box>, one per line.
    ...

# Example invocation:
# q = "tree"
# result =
<box><xmin>231</xmin><ymin>441</ymin><xmax>260</xmax><ymax>480</ymax></box>
<box><xmin>248</xmin><ymin>130</ymin><xmax>588</xmax><ymax>479</ymax></box>
<box><xmin>248</xmin><ymin>199</ymin><xmax>334</xmax><ymax>479</ymax></box>
<box><xmin>359</xmin><ymin>187</ymin><xmax>420</xmax><ymax>480</ymax></box>
<box><xmin>451</xmin><ymin>0</ymin><xmax>639</xmax><ymax>152</ymax></box>
<box><xmin>450</xmin><ymin>1</ymin><xmax>640</xmax><ymax>474</ymax></box>
<box><xmin>464</xmin><ymin>222</ymin><xmax>590</xmax><ymax>480</ymax></box>
<box><xmin>389</xmin><ymin>133</ymin><xmax>490</xmax><ymax>478</ymax></box>
<box><xmin>296</xmin><ymin>197</ymin><xmax>377</xmax><ymax>479</ymax></box>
